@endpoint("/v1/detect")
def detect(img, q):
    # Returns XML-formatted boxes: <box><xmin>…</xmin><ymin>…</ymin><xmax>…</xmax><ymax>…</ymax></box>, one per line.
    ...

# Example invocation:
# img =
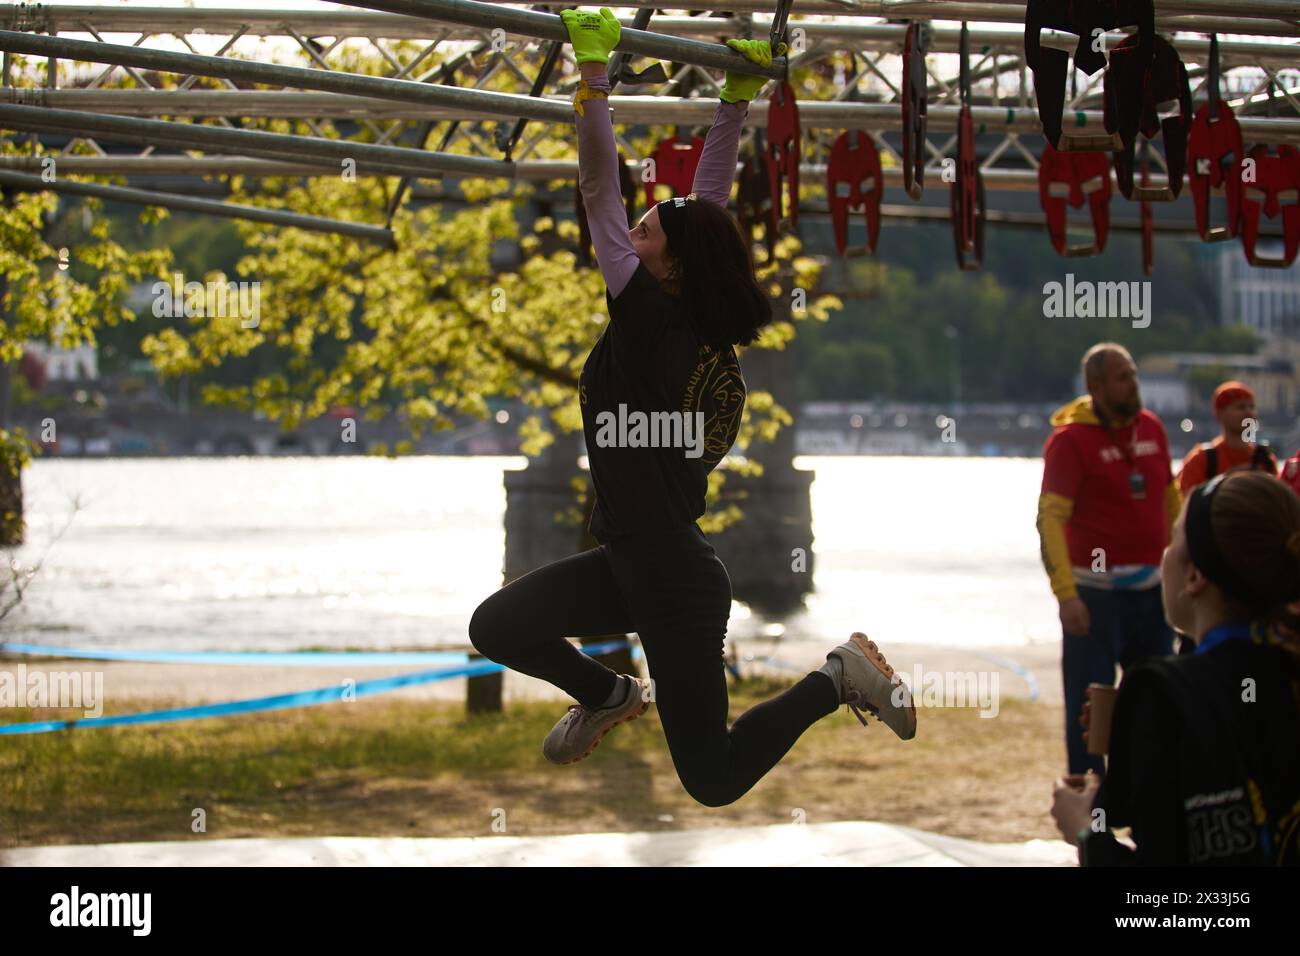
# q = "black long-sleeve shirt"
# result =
<box><xmin>1082</xmin><ymin>635</ymin><xmax>1300</xmax><ymax>866</ymax></box>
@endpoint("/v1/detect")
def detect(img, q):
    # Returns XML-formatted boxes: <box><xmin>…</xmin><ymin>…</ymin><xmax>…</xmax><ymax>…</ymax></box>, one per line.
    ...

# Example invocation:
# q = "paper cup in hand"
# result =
<box><xmin>1086</xmin><ymin>683</ymin><xmax>1117</xmax><ymax>756</ymax></box>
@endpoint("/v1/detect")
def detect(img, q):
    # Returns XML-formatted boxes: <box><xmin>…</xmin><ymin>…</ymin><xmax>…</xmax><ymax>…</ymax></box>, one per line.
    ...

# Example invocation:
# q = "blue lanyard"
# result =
<box><xmin>1195</xmin><ymin>622</ymin><xmax>1255</xmax><ymax>655</ymax></box>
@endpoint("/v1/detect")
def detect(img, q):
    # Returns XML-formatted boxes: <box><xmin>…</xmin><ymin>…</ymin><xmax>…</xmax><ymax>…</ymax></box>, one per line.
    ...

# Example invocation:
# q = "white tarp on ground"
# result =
<box><xmin>4</xmin><ymin>821</ymin><xmax>1078</xmax><ymax>867</ymax></box>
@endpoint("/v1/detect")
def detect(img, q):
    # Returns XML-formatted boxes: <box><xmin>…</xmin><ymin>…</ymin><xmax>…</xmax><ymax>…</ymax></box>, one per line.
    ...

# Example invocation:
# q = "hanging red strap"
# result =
<box><xmin>765</xmin><ymin>79</ymin><xmax>801</xmax><ymax>236</ymax></box>
<box><xmin>951</xmin><ymin>105</ymin><xmax>986</xmax><ymax>270</ymax></box>
<box><xmin>1039</xmin><ymin>144</ymin><xmax>1112</xmax><ymax>257</ymax></box>
<box><xmin>826</xmin><ymin>130</ymin><xmax>882</xmax><ymax>256</ymax></box>
<box><xmin>1187</xmin><ymin>33</ymin><xmax>1244</xmax><ymax>242</ymax></box>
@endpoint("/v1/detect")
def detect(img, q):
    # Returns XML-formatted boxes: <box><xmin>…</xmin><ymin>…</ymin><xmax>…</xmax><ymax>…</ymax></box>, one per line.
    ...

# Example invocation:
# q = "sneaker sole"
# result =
<box><xmin>556</xmin><ymin>692</ymin><xmax>652</xmax><ymax>766</ymax></box>
<box><xmin>847</xmin><ymin>631</ymin><xmax>917</xmax><ymax>738</ymax></box>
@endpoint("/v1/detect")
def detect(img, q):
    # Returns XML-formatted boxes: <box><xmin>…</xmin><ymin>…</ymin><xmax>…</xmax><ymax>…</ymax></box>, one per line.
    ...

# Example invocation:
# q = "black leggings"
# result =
<box><xmin>469</xmin><ymin>523</ymin><xmax>839</xmax><ymax>807</ymax></box>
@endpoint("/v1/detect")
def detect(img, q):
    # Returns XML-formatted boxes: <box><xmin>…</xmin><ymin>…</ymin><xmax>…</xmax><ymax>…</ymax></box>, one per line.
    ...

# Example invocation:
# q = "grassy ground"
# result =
<box><xmin>0</xmin><ymin>676</ymin><xmax>1067</xmax><ymax>848</ymax></box>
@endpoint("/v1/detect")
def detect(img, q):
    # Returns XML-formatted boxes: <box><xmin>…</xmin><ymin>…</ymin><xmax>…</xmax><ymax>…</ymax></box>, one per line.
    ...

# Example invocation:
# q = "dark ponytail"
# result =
<box><xmin>663</xmin><ymin>195</ymin><xmax>773</xmax><ymax>350</ymax></box>
<box><xmin>1209</xmin><ymin>471</ymin><xmax>1300</xmax><ymax>651</ymax></box>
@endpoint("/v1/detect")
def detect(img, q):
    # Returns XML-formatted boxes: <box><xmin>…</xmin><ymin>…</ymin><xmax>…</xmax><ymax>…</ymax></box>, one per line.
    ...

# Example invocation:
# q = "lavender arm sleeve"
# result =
<box><xmin>690</xmin><ymin>99</ymin><xmax>749</xmax><ymax>208</ymax></box>
<box><xmin>575</xmin><ymin>74</ymin><xmax>640</xmax><ymax>300</ymax></box>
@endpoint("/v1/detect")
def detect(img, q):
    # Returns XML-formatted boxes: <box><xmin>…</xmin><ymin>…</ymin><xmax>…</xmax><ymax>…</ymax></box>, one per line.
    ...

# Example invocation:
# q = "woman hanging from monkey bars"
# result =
<box><xmin>468</xmin><ymin>8</ymin><xmax>916</xmax><ymax>808</ymax></box>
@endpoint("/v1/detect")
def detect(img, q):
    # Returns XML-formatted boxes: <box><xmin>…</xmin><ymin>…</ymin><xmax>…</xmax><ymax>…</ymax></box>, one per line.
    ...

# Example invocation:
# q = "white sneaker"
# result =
<box><xmin>826</xmin><ymin>632</ymin><xmax>917</xmax><ymax>740</ymax></box>
<box><xmin>542</xmin><ymin>676</ymin><xmax>651</xmax><ymax>765</ymax></box>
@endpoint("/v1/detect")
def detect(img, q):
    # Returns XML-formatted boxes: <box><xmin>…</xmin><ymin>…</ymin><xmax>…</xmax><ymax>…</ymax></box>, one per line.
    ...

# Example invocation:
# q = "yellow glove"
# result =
<box><xmin>561</xmin><ymin>7</ymin><xmax>621</xmax><ymax>66</ymax></box>
<box><xmin>720</xmin><ymin>39</ymin><xmax>788</xmax><ymax>104</ymax></box>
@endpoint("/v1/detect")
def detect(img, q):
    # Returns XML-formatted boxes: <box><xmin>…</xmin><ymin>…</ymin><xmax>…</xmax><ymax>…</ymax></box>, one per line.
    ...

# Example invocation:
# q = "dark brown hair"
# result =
<box><xmin>1209</xmin><ymin>471</ymin><xmax>1300</xmax><ymax>646</ymax></box>
<box><xmin>662</xmin><ymin>195</ymin><xmax>773</xmax><ymax>350</ymax></box>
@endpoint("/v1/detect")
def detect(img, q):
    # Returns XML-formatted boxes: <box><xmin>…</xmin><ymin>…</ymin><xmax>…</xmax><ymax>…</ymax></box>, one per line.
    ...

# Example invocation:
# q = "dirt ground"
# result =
<box><xmin>1</xmin><ymin>674</ymin><xmax>1071</xmax><ymax>848</ymax></box>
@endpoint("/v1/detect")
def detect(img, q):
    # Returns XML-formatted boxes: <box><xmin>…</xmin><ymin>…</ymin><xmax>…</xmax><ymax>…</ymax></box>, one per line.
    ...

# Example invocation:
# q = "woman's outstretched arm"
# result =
<box><xmin>575</xmin><ymin>67</ymin><xmax>640</xmax><ymax>300</ymax></box>
<box><xmin>691</xmin><ymin>39</ymin><xmax>776</xmax><ymax>207</ymax></box>
<box><xmin>690</xmin><ymin>99</ymin><xmax>749</xmax><ymax>208</ymax></box>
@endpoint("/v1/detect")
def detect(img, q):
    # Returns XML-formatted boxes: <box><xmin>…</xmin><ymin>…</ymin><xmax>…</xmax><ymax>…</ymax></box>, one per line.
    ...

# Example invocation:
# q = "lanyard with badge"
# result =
<box><xmin>1100</xmin><ymin>413</ymin><xmax>1146</xmax><ymax>500</ymax></box>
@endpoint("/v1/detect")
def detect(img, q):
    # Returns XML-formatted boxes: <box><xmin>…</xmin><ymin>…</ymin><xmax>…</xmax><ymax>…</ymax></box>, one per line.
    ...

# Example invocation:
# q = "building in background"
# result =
<box><xmin>1217</xmin><ymin>243</ymin><xmax>1300</xmax><ymax>341</ymax></box>
<box><xmin>1139</xmin><ymin>348</ymin><xmax>1297</xmax><ymax>419</ymax></box>
<box><xmin>22</xmin><ymin>338</ymin><xmax>98</xmax><ymax>382</ymax></box>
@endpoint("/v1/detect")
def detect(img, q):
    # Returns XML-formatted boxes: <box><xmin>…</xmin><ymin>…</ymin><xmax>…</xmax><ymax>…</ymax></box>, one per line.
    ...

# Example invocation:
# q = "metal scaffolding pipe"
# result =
<box><xmin>0</xmin><ymin>169</ymin><xmax>398</xmax><ymax>245</ymax></box>
<box><xmin>1</xmin><ymin>29</ymin><xmax>1296</xmax><ymax>141</ymax></box>
<box><xmin>305</xmin><ymin>0</ymin><xmax>785</xmax><ymax>79</ymax></box>
<box><xmin>494</xmin><ymin>0</ymin><xmax>1300</xmax><ymax>32</ymax></box>
<box><xmin>0</xmin><ymin>155</ymin><xmax>400</xmax><ymax>177</ymax></box>
<box><xmin>0</xmin><ymin>30</ymin><xmax>576</xmax><ymax>123</ymax></box>
<box><xmin>0</xmin><ymin>4</ymin><xmax>440</xmax><ymax>38</ymax></box>
<box><xmin>0</xmin><ymin>152</ymin><xmax>1179</xmax><ymax>193</ymax></box>
<box><xmin>969</xmin><ymin>0</ymin><xmax>1300</xmax><ymax>16</ymax></box>
<box><xmin>0</xmin><ymin>163</ymin><xmax>1275</xmax><ymax>243</ymax></box>
<box><xmin>0</xmin><ymin>103</ymin><xmax>514</xmax><ymax>179</ymax></box>
<box><xmin>0</xmin><ymin>120</ymin><xmax>453</xmax><ymax>181</ymax></box>
<box><xmin>7</xmin><ymin>87</ymin><xmax>1296</xmax><ymax>145</ymax></box>
<box><xmin>0</xmin><ymin>162</ymin><xmax>1232</xmax><ymax>243</ymax></box>
<box><xmin>5</xmin><ymin>4</ymin><xmax>1300</xmax><ymax>37</ymax></box>
<box><xmin>0</xmin><ymin>112</ymin><xmax>363</xmax><ymax>176</ymax></box>
<box><xmin>9</xmin><ymin>13</ymin><xmax>1297</xmax><ymax>61</ymax></box>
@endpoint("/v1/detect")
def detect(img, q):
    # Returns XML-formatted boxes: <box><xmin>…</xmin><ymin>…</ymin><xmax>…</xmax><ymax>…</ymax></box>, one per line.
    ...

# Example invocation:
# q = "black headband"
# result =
<box><xmin>1185</xmin><ymin>473</ymin><xmax>1263</xmax><ymax>607</ymax></box>
<box><xmin>656</xmin><ymin>195</ymin><xmax>691</xmax><ymax>258</ymax></box>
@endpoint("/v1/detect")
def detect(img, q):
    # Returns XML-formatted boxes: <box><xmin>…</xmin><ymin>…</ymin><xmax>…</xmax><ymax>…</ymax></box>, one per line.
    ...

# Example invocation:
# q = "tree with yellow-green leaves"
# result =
<box><xmin>136</xmin><ymin>45</ymin><xmax>842</xmax><ymax>538</ymax></box>
<box><xmin>3</xmin><ymin>41</ymin><xmax>843</xmax><ymax>544</ymax></box>
<box><xmin>0</xmin><ymin>139</ymin><xmax>174</xmax><ymax>545</ymax></box>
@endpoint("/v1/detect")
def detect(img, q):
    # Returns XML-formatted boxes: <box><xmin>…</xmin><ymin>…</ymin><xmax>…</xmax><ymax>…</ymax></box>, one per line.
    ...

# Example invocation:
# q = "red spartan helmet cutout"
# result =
<box><xmin>643</xmin><ymin>135</ymin><xmax>704</xmax><ymax>209</ymax></box>
<box><xmin>1188</xmin><ymin>107</ymin><xmax>1245</xmax><ymax>243</ymax></box>
<box><xmin>1039</xmin><ymin>144</ymin><xmax>1113</xmax><ymax>257</ymax></box>
<box><xmin>1238</xmin><ymin>144</ymin><xmax>1300</xmax><ymax>268</ymax></box>
<box><xmin>826</xmin><ymin>130</ymin><xmax>882</xmax><ymax>256</ymax></box>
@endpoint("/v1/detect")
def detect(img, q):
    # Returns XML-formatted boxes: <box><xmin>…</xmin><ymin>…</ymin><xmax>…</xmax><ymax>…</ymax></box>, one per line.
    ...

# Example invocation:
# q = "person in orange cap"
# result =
<box><xmin>1177</xmin><ymin>381</ymin><xmax>1278</xmax><ymax>496</ymax></box>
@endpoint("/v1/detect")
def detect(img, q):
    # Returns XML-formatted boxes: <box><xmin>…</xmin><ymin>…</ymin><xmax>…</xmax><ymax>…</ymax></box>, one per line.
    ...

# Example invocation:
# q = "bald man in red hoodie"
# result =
<box><xmin>1037</xmin><ymin>343</ymin><xmax>1182</xmax><ymax>775</ymax></box>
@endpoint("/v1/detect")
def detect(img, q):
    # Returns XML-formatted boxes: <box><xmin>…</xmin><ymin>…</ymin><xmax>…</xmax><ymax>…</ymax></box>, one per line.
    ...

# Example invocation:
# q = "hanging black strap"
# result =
<box><xmin>1208</xmin><ymin>34</ymin><xmax>1221</xmax><ymax>120</ymax></box>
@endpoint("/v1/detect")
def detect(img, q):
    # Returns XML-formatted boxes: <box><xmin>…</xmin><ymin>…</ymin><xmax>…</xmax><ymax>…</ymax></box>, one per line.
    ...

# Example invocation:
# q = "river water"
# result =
<box><xmin>8</xmin><ymin>456</ymin><xmax>1064</xmax><ymax>653</ymax></box>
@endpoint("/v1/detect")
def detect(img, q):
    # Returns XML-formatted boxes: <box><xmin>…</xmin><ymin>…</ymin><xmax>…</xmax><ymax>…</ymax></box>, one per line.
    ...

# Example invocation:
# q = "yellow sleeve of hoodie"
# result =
<box><xmin>1036</xmin><ymin>491</ymin><xmax>1077</xmax><ymax>602</ymax></box>
<box><xmin>1164</xmin><ymin>478</ymin><xmax>1183</xmax><ymax>542</ymax></box>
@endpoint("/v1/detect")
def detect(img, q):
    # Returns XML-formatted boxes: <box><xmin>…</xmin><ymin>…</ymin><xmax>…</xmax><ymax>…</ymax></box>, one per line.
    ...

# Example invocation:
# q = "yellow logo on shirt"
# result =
<box><xmin>682</xmin><ymin>349</ymin><xmax>745</xmax><ymax>466</ymax></box>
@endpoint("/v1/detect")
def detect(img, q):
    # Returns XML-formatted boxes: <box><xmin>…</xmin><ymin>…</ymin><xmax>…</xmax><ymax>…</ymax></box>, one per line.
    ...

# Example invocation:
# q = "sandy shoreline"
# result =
<box><xmin>1</xmin><ymin>639</ymin><xmax>1064</xmax><ymax>710</ymax></box>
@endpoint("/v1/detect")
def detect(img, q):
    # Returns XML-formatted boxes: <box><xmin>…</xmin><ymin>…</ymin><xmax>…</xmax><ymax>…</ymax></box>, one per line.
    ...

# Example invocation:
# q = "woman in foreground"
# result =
<box><xmin>1052</xmin><ymin>470</ymin><xmax>1300</xmax><ymax>864</ymax></box>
